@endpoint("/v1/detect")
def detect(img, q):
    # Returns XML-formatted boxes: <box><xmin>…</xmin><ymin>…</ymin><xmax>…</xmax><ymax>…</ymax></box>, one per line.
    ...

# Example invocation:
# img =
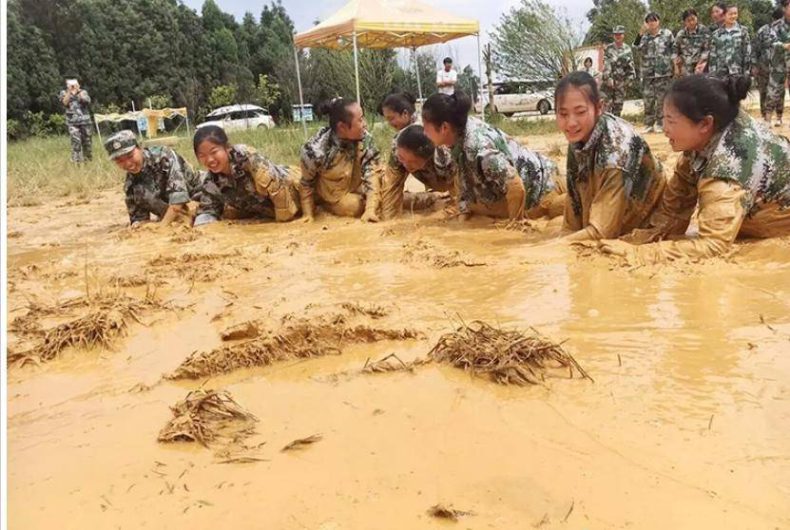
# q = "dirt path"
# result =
<box><xmin>6</xmin><ymin>132</ymin><xmax>790</xmax><ymax>529</ymax></box>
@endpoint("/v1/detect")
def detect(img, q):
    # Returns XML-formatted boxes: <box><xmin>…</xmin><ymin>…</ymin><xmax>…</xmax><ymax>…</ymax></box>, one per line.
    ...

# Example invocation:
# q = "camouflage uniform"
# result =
<box><xmin>626</xmin><ymin>111</ymin><xmax>790</xmax><ymax>262</ymax></box>
<box><xmin>766</xmin><ymin>17</ymin><xmax>790</xmax><ymax>117</ymax></box>
<box><xmin>300</xmin><ymin>126</ymin><xmax>381</xmax><ymax>219</ymax></box>
<box><xmin>195</xmin><ymin>144</ymin><xmax>301</xmax><ymax>224</ymax></box>
<box><xmin>707</xmin><ymin>23</ymin><xmax>752</xmax><ymax>78</ymax></box>
<box><xmin>636</xmin><ymin>28</ymin><xmax>675</xmax><ymax>127</ymax></box>
<box><xmin>564</xmin><ymin>113</ymin><xmax>665</xmax><ymax>238</ymax></box>
<box><xmin>673</xmin><ymin>25</ymin><xmax>711</xmax><ymax>76</ymax></box>
<box><xmin>453</xmin><ymin>117</ymin><xmax>564</xmax><ymax>220</ymax></box>
<box><xmin>59</xmin><ymin>87</ymin><xmax>92</xmax><ymax>162</ymax></box>
<box><xmin>379</xmin><ymin>123</ymin><xmax>457</xmax><ymax>220</ymax></box>
<box><xmin>752</xmin><ymin>22</ymin><xmax>778</xmax><ymax>116</ymax></box>
<box><xmin>601</xmin><ymin>43</ymin><xmax>637</xmax><ymax>116</ymax></box>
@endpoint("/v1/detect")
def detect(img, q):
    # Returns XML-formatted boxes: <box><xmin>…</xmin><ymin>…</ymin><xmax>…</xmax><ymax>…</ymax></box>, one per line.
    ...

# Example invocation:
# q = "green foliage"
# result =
<box><xmin>7</xmin><ymin>119</ymin><xmax>24</xmax><ymax>141</ymax></box>
<box><xmin>209</xmin><ymin>85</ymin><xmax>238</xmax><ymax>108</ymax></box>
<box><xmin>584</xmin><ymin>0</ymin><xmax>647</xmax><ymax>45</ymax></box>
<box><xmin>253</xmin><ymin>74</ymin><xmax>282</xmax><ymax>109</ymax></box>
<box><xmin>490</xmin><ymin>0</ymin><xmax>584</xmax><ymax>80</ymax></box>
<box><xmin>147</xmin><ymin>95</ymin><xmax>173</xmax><ymax>109</ymax></box>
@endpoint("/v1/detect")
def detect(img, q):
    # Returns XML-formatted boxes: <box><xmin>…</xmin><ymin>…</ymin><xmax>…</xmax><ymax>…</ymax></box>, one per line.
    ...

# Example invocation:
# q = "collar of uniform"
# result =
<box><xmin>577</xmin><ymin>114</ymin><xmax>606</xmax><ymax>154</ymax></box>
<box><xmin>329</xmin><ymin>128</ymin><xmax>357</xmax><ymax>153</ymax></box>
<box><xmin>690</xmin><ymin>129</ymin><xmax>724</xmax><ymax>174</ymax></box>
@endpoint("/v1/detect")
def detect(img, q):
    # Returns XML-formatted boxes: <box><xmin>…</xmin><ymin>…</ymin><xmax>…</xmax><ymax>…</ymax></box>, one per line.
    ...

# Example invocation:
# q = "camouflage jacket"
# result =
<box><xmin>636</xmin><ymin>28</ymin><xmax>675</xmax><ymax>79</ymax></box>
<box><xmin>752</xmin><ymin>22</ymin><xmax>777</xmax><ymax>73</ymax></box>
<box><xmin>388</xmin><ymin>122</ymin><xmax>455</xmax><ymax>191</ymax></box>
<box><xmin>58</xmin><ymin>89</ymin><xmax>92</xmax><ymax>126</ymax></box>
<box><xmin>196</xmin><ymin>144</ymin><xmax>295</xmax><ymax>220</ymax></box>
<box><xmin>602</xmin><ymin>43</ymin><xmax>636</xmax><ymax>84</ymax></box>
<box><xmin>770</xmin><ymin>17</ymin><xmax>790</xmax><ymax>73</ymax></box>
<box><xmin>452</xmin><ymin>117</ymin><xmax>558</xmax><ymax>213</ymax></box>
<box><xmin>673</xmin><ymin>25</ymin><xmax>711</xmax><ymax>74</ymax></box>
<box><xmin>300</xmin><ymin>126</ymin><xmax>380</xmax><ymax>199</ymax></box>
<box><xmin>688</xmin><ymin>110</ymin><xmax>790</xmax><ymax>208</ymax></box>
<box><xmin>708</xmin><ymin>23</ymin><xmax>752</xmax><ymax>77</ymax></box>
<box><xmin>124</xmin><ymin>146</ymin><xmax>200</xmax><ymax>224</ymax></box>
<box><xmin>566</xmin><ymin>113</ymin><xmax>663</xmax><ymax>220</ymax></box>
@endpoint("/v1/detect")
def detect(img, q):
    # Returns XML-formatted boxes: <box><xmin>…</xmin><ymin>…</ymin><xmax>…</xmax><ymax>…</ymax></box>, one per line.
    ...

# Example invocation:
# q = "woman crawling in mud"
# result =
<box><xmin>599</xmin><ymin>75</ymin><xmax>790</xmax><ymax>263</ymax></box>
<box><xmin>555</xmin><ymin>71</ymin><xmax>666</xmax><ymax>241</ymax></box>
<box><xmin>192</xmin><ymin>125</ymin><xmax>302</xmax><ymax>226</ymax></box>
<box><xmin>299</xmin><ymin>97</ymin><xmax>381</xmax><ymax>223</ymax></box>
<box><xmin>421</xmin><ymin>90</ymin><xmax>565</xmax><ymax>221</ymax></box>
<box><xmin>104</xmin><ymin>129</ymin><xmax>200</xmax><ymax>227</ymax></box>
<box><xmin>378</xmin><ymin>92</ymin><xmax>453</xmax><ymax>220</ymax></box>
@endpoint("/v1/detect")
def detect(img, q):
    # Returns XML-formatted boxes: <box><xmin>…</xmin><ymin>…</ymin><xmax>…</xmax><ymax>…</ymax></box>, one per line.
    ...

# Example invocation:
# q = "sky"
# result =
<box><xmin>180</xmin><ymin>0</ymin><xmax>593</xmax><ymax>75</ymax></box>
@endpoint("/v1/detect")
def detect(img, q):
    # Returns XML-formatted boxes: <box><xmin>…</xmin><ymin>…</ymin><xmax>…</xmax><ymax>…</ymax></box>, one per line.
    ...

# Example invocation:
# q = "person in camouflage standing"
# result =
<box><xmin>752</xmin><ymin>8</ymin><xmax>784</xmax><ymax>123</ymax></box>
<box><xmin>635</xmin><ymin>13</ymin><xmax>675</xmax><ymax>133</ymax></box>
<box><xmin>601</xmin><ymin>26</ymin><xmax>636</xmax><ymax>117</ymax></box>
<box><xmin>766</xmin><ymin>0</ymin><xmax>790</xmax><ymax>127</ymax></box>
<box><xmin>673</xmin><ymin>9</ymin><xmax>711</xmax><ymax>77</ymax></box>
<box><xmin>703</xmin><ymin>3</ymin><xmax>751</xmax><ymax>78</ymax></box>
<box><xmin>59</xmin><ymin>79</ymin><xmax>92</xmax><ymax>162</ymax></box>
<box><xmin>599</xmin><ymin>75</ymin><xmax>790</xmax><ymax>263</ymax></box>
<box><xmin>708</xmin><ymin>2</ymin><xmax>726</xmax><ymax>33</ymax></box>
<box><xmin>104</xmin><ymin>130</ymin><xmax>201</xmax><ymax>227</ymax></box>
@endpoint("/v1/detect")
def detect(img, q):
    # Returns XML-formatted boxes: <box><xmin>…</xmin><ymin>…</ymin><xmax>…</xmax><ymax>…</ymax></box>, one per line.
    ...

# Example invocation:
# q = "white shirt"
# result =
<box><xmin>436</xmin><ymin>68</ymin><xmax>457</xmax><ymax>95</ymax></box>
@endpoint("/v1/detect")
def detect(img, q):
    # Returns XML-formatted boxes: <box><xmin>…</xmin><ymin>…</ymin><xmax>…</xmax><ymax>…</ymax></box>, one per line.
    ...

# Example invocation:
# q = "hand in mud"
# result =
<box><xmin>456</xmin><ymin>212</ymin><xmax>471</xmax><ymax>223</ymax></box>
<box><xmin>360</xmin><ymin>211</ymin><xmax>380</xmax><ymax>223</ymax></box>
<box><xmin>302</xmin><ymin>215</ymin><xmax>315</xmax><ymax>224</ymax></box>
<box><xmin>130</xmin><ymin>221</ymin><xmax>158</xmax><ymax>232</ymax></box>
<box><xmin>621</xmin><ymin>228</ymin><xmax>662</xmax><ymax>245</ymax></box>
<box><xmin>598</xmin><ymin>239</ymin><xmax>634</xmax><ymax>257</ymax></box>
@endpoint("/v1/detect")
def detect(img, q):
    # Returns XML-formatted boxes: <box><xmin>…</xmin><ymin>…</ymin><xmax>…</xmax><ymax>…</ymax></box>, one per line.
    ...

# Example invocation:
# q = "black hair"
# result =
<box><xmin>774</xmin><ymin>6</ymin><xmax>784</xmax><ymax>19</ymax></box>
<box><xmin>554</xmin><ymin>71</ymin><xmax>601</xmax><ymax>107</ymax></box>
<box><xmin>421</xmin><ymin>90</ymin><xmax>472</xmax><ymax>131</ymax></box>
<box><xmin>781</xmin><ymin>0</ymin><xmax>789</xmax><ymax>8</ymax></box>
<box><xmin>319</xmin><ymin>97</ymin><xmax>356</xmax><ymax>132</ymax></box>
<box><xmin>645</xmin><ymin>12</ymin><xmax>660</xmax><ymax>22</ymax></box>
<box><xmin>193</xmin><ymin>125</ymin><xmax>229</xmax><ymax>153</ymax></box>
<box><xmin>681</xmin><ymin>8</ymin><xmax>698</xmax><ymax>21</ymax></box>
<box><xmin>724</xmin><ymin>2</ymin><xmax>738</xmax><ymax>11</ymax></box>
<box><xmin>396</xmin><ymin>125</ymin><xmax>435</xmax><ymax>159</ymax></box>
<box><xmin>382</xmin><ymin>92</ymin><xmax>416</xmax><ymax>115</ymax></box>
<box><xmin>443</xmin><ymin>57</ymin><xmax>453</xmax><ymax>65</ymax></box>
<box><xmin>584</xmin><ymin>57</ymin><xmax>593</xmax><ymax>66</ymax></box>
<box><xmin>713</xmin><ymin>1</ymin><xmax>727</xmax><ymax>11</ymax></box>
<box><xmin>666</xmin><ymin>74</ymin><xmax>750</xmax><ymax>131</ymax></box>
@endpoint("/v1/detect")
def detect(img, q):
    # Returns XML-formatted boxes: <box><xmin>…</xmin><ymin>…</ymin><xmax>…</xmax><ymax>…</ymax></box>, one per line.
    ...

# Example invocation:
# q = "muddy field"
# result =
<box><xmin>6</xmin><ymin>132</ymin><xmax>790</xmax><ymax>529</ymax></box>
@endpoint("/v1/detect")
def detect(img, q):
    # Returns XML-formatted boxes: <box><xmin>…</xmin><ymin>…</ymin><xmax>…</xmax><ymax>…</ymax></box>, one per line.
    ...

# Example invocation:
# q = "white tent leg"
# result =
<box><xmin>352</xmin><ymin>31</ymin><xmax>361</xmax><ymax>104</ymax></box>
<box><xmin>185</xmin><ymin>114</ymin><xmax>191</xmax><ymax>140</ymax></box>
<box><xmin>477</xmin><ymin>33</ymin><xmax>485</xmax><ymax>123</ymax></box>
<box><xmin>413</xmin><ymin>47</ymin><xmax>423</xmax><ymax>101</ymax></box>
<box><xmin>294</xmin><ymin>44</ymin><xmax>308</xmax><ymax>138</ymax></box>
<box><xmin>94</xmin><ymin>117</ymin><xmax>102</xmax><ymax>145</ymax></box>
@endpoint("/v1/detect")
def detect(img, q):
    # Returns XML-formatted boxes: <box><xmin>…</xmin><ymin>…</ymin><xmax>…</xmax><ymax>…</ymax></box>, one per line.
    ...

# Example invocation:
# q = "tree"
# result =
<box><xmin>252</xmin><ymin>74</ymin><xmax>282</xmax><ymax>109</ymax></box>
<box><xmin>359</xmin><ymin>49</ymin><xmax>398</xmax><ymax>113</ymax></box>
<box><xmin>208</xmin><ymin>85</ymin><xmax>237</xmax><ymax>108</ymax></box>
<box><xmin>490</xmin><ymin>0</ymin><xmax>584</xmax><ymax>81</ymax></box>
<box><xmin>584</xmin><ymin>0</ymin><xmax>647</xmax><ymax>45</ymax></box>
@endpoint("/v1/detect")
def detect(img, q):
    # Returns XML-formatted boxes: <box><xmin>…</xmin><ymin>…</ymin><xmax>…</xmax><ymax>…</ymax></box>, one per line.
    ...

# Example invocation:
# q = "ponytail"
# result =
<box><xmin>422</xmin><ymin>90</ymin><xmax>472</xmax><ymax>131</ymax></box>
<box><xmin>666</xmin><ymin>75</ymin><xmax>749</xmax><ymax>131</ymax></box>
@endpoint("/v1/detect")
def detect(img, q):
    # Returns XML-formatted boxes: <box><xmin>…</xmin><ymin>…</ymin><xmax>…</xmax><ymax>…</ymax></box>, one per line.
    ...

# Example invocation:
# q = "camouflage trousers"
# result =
<box><xmin>642</xmin><ymin>76</ymin><xmax>672</xmax><ymax>127</ymax></box>
<box><xmin>755</xmin><ymin>71</ymin><xmax>770</xmax><ymax>116</ymax></box>
<box><xmin>67</xmin><ymin>123</ymin><xmax>92</xmax><ymax>162</ymax></box>
<box><xmin>601</xmin><ymin>82</ymin><xmax>627</xmax><ymax>117</ymax></box>
<box><xmin>765</xmin><ymin>68</ymin><xmax>787</xmax><ymax>116</ymax></box>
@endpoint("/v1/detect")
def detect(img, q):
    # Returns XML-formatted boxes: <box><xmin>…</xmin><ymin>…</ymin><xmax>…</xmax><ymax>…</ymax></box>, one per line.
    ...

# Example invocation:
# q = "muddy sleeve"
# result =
<box><xmin>125</xmin><ymin>186</ymin><xmax>151</xmax><ymax>224</ymax></box>
<box><xmin>299</xmin><ymin>145</ymin><xmax>318</xmax><ymax>217</ymax></box>
<box><xmin>632</xmin><ymin>178</ymin><xmax>747</xmax><ymax>263</ymax></box>
<box><xmin>562</xmin><ymin>148</ymin><xmax>582</xmax><ymax>233</ymax></box>
<box><xmin>586</xmin><ymin>168</ymin><xmax>630</xmax><ymax>239</ymax></box>
<box><xmin>644</xmin><ymin>154</ymin><xmax>699</xmax><ymax>237</ymax></box>
<box><xmin>360</xmin><ymin>141</ymin><xmax>381</xmax><ymax>199</ymax></box>
<box><xmin>164</xmin><ymin>150</ymin><xmax>191</xmax><ymax>205</ymax></box>
<box><xmin>194</xmin><ymin>174</ymin><xmax>224</xmax><ymax>222</ymax></box>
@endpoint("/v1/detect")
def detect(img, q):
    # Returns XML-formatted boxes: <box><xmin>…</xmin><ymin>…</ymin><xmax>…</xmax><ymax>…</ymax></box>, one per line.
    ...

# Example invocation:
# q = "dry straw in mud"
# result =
<box><xmin>428</xmin><ymin>320</ymin><xmax>592</xmax><ymax>386</ymax></box>
<box><xmin>167</xmin><ymin>312</ymin><xmax>422</xmax><ymax>380</ymax></box>
<box><xmin>158</xmin><ymin>389</ymin><xmax>257</xmax><ymax>447</ymax></box>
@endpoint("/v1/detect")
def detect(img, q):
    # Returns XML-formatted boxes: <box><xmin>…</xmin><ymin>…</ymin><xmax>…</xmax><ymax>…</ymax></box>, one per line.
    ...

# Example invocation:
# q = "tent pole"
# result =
<box><xmin>185</xmin><ymin>113</ymin><xmax>191</xmax><ymax>140</ymax></box>
<box><xmin>352</xmin><ymin>31</ymin><xmax>361</xmax><ymax>104</ymax></box>
<box><xmin>413</xmin><ymin>47</ymin><xmax>423</xmax><ymax>101</ymax></box>
<box><xmin>293</xmin><ymin>43</ymin><xmax>308</xmax><ymax>138</ymax></box>
<box><xmin>94</xmin><ymin>117</ymin><xmax>102</xmax><ymax>145</ymax></box>
<box><xmin>477</xmin><ymin>33</ymin><xmax>485</xmax><ymax>123</ymax></box>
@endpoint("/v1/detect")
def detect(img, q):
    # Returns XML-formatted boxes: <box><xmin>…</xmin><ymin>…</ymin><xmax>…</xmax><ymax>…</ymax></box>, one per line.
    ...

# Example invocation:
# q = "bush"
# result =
<box><xmin>7</xmin><ymin>119</ymin><xmax>25</xmax><ymax>141</ymax></box>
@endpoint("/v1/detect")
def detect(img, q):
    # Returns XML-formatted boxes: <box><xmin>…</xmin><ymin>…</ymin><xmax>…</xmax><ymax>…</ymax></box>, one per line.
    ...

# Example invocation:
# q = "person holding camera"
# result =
<box><xmin>59</xmin><ymin>79</ymin><xmax>93</xmax><ymax>162</ymax></box>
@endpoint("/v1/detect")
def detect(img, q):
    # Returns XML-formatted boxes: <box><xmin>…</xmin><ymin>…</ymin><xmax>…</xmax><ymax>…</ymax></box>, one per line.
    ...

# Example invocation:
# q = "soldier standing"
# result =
<box><xmin>704</xmin><ymin>4</ymin><xmax>752</xmax><ymax>79</ymax></box>
<box><xmin>601</xmin><ymin>26</ymin><xmax>636</xmax><ymax>117</ymax></box>
<box><xmin>753</xmin><ymin>9</ymin><xmax>783</xmax><ymax>122</ymax></box>
<box><xmin>635</xmin><ymin>13</ymin><xmax>675</xmax><ymax>133</ymax></box>
<box><xmin>59</xmin><ymin>79</ymin><xmax>92</xmax><ymax>162</ymax></box>
<box><xmin>708</xmin><ymin>2</ymin><xmax>726</xmax><ymax>33</ymax></box>
<box><xmin>766</xmin><ymin>0</ymin><xmax>790</xmax><ymax>127</ymax></box>
<box><xmin>673</xmin><ymin>9</ymin><xmax>711</xmax><ymax>77</ymax></box>
<box><xmin>104</xmin><ymin>130</ymin><xmax>201</xmax><ymax>227</ymax></box>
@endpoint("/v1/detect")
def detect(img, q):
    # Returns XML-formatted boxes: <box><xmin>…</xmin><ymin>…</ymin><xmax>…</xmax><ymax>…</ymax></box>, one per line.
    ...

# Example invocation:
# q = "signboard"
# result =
<box><xmin>292</xmin><ymin>104</ymin><xmax>314</xmax><ymax>123</ymax></box>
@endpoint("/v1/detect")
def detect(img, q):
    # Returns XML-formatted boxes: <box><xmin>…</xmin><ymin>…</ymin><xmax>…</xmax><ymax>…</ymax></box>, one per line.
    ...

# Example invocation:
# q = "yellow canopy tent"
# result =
<box><xmin>292</xmin><ymin>0</ymin><xmax>484</xmax><ymax>135</ymax></box>
<box><xmin>93</xmin><ymin>107</ymin><xmax>190</xmax><ymax>143</ymax></box>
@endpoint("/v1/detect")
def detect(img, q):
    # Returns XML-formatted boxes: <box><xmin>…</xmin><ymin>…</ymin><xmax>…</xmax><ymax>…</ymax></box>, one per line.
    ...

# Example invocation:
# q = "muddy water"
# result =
<box><xmin>6</xmin><ymin>133</ymin><xmax>790</xmax><ymax>529</ymax></box>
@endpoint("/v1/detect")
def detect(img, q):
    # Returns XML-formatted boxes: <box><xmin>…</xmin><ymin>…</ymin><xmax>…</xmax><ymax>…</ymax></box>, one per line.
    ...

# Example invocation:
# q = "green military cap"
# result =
<box><xmin>104</xmin><ymin>130</ymin><xmax>138</xmax><ymax>159</ymax></box>
<box><xmin>613</xmin><ymin>25</ymin><xmax>626</xmax><ymax>34</ymax></box>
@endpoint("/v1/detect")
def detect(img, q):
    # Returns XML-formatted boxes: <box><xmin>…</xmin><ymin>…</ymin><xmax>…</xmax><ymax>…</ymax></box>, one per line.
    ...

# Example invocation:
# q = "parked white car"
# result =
<box><xmin>474</xmin><ymin>82</ymin><xmax>554</xmax><ymax>117</ymax></box>
<box><xmin>197</xmin><ymin>104</ymin><xmax>275</xmax><ymax>131</ymax></box>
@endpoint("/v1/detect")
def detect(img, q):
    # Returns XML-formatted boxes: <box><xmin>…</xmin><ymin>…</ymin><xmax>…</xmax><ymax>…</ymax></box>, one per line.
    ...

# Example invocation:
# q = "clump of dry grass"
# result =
<box><xmin>428</xmin><ymin>320</ymin><xmax>592</xmax><ymax>386</ymax></box>
<box><xmin>427</xmin><ymin>504</ymin><xmax>474</xmax><ymax>521</ymax></box>
<box><xmin>340</xmin><ymin>302</ymin><xmax>389</xmax><ymax>319</ymax></box>
<box><xmin>7</xmin><ymin>291</ymin><xmax>169</xmax><ymax>368</ymax></box>
<box><xmin>146</xmin><ymin>249</ymin><xmax>251</xmax><ymax>283</ymax></box>
<box><xmin>158</xmin><ymin>389</ymin><xmax>257</xmax><ymax>447</ymax></box>
<box><xmin>401</xmin><ymin>238</ymin><xmax>486</xmax><ymax>269</ymax></box>
<box><xmin>167</xmin><ymin>313</ymin><xmax>422</xmax><ymax>380</ymax></box>
<box><xmin>497</xmin><ymin>218</ymin><xmax>538</xmax><ymax>234</ymax></box>
<box><xmin>281</xmin><ymin>434</ymin><xmax>323</xmax><ymax>452</ymax></box>
<box><xmin>361</xmin><ymin>353</ymin><xmax>430</xmax><ymax>374</ymax></box>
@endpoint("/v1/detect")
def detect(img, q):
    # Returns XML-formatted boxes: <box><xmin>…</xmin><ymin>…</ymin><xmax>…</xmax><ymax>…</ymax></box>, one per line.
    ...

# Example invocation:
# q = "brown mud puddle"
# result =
<box><xmin>6</xmin><ymin>133</ymin><xmax>790</xmax><ymax>529</ymax></box>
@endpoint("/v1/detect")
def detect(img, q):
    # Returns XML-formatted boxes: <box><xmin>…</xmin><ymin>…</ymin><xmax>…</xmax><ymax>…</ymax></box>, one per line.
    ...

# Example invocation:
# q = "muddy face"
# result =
<box><xmin>196</xmin><ymin>140</ymin><xmax>231</xmax><ymax>175</ymax></box>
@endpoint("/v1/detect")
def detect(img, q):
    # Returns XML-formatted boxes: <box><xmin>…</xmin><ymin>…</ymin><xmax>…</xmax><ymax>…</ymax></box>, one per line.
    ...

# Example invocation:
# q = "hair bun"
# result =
<box><xmin>724</xmin><ymin>76</ymin><xmax>750</xmax><ymax>104</ymax></box>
